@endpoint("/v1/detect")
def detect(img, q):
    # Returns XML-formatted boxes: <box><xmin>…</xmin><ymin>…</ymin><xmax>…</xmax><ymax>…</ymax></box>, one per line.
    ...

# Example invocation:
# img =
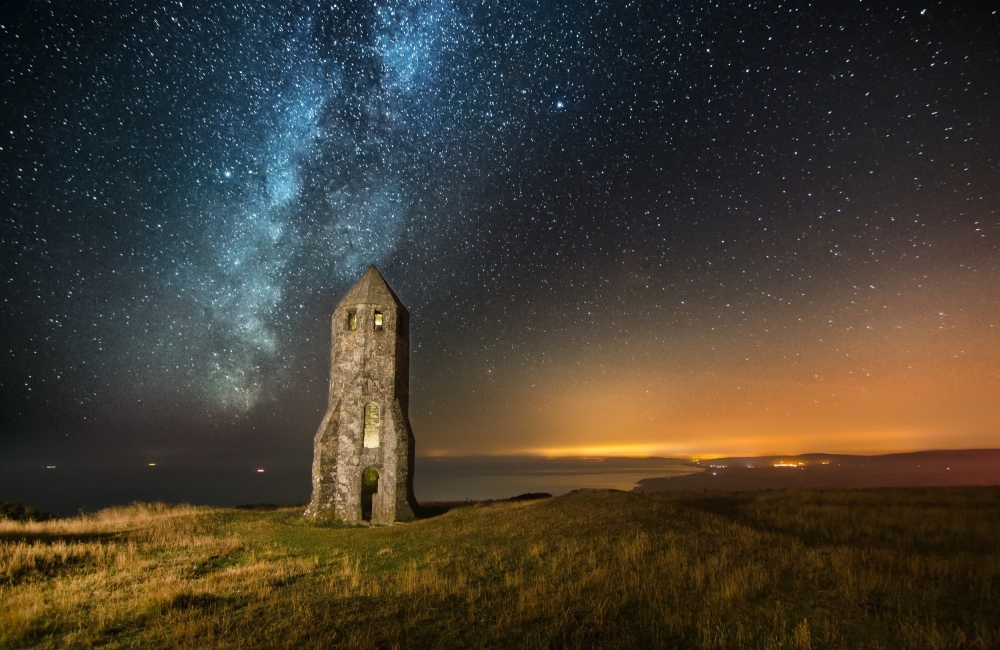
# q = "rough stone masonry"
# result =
<box><xmin>304</xmin><ymin>266</ymin><xmax>417</xmax><ymax>524</ymax></box>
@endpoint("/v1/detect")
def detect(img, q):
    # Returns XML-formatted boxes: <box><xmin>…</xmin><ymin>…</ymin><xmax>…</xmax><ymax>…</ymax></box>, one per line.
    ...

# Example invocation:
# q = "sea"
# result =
<box><xmin>0</xmin><ymin>453</ymin><xmax>700</xmax><ymax>515</ymax></box>
<box><xmin>415</xmin><ymin>456</ymin><xmax>700</xmax><ymax>502</ymax></box>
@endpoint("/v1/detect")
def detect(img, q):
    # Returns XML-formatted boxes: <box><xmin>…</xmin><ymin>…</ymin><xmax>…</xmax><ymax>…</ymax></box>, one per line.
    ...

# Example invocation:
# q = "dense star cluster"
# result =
<box><xmin>1</xmin><ymin>1</ymin><xmax>998</xmax><ymax>457</ymax></box>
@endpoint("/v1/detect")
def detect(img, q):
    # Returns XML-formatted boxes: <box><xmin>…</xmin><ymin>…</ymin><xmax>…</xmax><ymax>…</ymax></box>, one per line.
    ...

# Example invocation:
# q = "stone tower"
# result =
<box><xmin>305</xmin><ymin>266</ymin><xmax>417</xmax><ymax>524</ymax></box>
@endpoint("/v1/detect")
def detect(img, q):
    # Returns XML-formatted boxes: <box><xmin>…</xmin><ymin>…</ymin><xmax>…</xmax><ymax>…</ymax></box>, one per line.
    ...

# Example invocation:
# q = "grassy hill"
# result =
<box><xmin>2</xmin><ymin>488</ymin><xmax>999</xmax><ymax>649</ymax></box>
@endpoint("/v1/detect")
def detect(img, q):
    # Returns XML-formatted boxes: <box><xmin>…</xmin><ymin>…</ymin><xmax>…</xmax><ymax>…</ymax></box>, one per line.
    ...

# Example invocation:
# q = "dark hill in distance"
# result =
<box><xmin>635</xmin><ymin>449</ymin><xmax>1000</xmax><ymax>493</ymax></box>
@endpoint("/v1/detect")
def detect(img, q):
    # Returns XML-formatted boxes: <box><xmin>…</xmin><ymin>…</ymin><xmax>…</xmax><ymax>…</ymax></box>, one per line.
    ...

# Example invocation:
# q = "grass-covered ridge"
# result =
<box><xmin>2</xmin><ymin>488</ymin><xmax>999</xmax><ymax>649</ymax></box>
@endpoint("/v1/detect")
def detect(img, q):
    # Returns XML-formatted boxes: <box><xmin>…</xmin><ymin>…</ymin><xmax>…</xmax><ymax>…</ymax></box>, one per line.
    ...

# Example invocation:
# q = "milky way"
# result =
<box><xmin>2</xmin><ymin>1</ymin><xmax>998</xmax><ymax>457</ymax></box>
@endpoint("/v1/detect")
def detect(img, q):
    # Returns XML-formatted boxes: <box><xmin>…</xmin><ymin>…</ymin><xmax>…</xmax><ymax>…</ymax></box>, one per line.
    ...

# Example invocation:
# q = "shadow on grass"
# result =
<box><xmin>668</xmin><ymin>487</ymin><xmax>1000</xmax><ymax>556</ymax></box>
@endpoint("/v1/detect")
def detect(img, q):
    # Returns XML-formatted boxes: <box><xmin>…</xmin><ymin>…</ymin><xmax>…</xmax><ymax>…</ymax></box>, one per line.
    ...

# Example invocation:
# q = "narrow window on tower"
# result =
<box><xmin>363</xmin><ymin>403</ymin><xmax>380</xmax><ymax>448</ymax></box>
<box><xmin>374</xmin><ymin>311</ymin><xmax>383</xmax><ymax>331</ymax></box>
<box><xmin>347</xmin><ymin>310</ymin><xmax>358</xmax><ymax>331</ymax></box>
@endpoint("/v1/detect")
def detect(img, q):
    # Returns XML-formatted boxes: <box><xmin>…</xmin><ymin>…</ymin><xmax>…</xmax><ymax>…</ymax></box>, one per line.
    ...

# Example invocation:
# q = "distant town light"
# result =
<box><xmin>46</xmin><ymin>465</ymin><xmax>56</xmax><ymax>469</ymax></box>
<box><xmin>148</xmin><ymin>463</ymin><xmax>156</xmax><ymax>467</ymax></box>
<box><xmin>257</xmin><ymin>468</ymin><xmax>265</xmax><ymax>473</ymax></box>
<box><xmin>774</xmin><ymin>461</ymin><xmax>805</xmax><ymax>468</ymax></box>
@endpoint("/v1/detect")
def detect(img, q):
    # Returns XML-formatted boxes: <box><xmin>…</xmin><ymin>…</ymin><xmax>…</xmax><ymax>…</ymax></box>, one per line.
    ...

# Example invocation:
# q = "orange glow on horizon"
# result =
<box><xmin>420</xmin><ymin>438</ymin><xmax>989</xmax><ymax>459</ymax></box>
<box><xmin>413</xmin><ymin>269</ymin><xmax>1000</xmax><ymax>457</ymax></box>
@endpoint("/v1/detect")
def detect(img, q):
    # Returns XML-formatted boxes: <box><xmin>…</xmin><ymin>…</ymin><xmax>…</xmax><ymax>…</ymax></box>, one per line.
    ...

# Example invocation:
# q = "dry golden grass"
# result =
<box><xmin>1</xmin><ymin>488</ymin><xmax>998</xmax><ymax>649</ymax></box>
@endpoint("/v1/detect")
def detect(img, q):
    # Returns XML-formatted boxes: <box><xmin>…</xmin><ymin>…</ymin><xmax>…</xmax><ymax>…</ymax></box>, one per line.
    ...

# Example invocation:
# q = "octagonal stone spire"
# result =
<box><xmin>304</xmin><ymin>265</ymin><xmax>417</xmax><ymax>524</ymax></box>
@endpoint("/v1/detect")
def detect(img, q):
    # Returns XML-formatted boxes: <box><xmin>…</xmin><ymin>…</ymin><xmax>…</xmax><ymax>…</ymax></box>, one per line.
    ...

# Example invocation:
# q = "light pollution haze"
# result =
<box><xmin>415</xmin><ymin>262</ymin><xmax>999</xmax><ymax>457</ymax></box>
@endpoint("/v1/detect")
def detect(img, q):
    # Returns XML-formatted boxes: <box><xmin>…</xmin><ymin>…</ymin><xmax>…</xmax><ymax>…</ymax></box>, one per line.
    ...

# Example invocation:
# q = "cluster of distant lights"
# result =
<box><xmin>700</xmin><ymin>459</ymin><xmax>837</xmax><ymax>474</ymax></box>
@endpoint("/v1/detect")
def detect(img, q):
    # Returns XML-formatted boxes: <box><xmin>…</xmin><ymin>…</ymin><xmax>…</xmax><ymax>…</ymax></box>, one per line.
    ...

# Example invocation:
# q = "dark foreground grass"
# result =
<box><xmin>2</xmin><ymin>487</ymin><xmax>999</xmax><ymax>649</ymax></box>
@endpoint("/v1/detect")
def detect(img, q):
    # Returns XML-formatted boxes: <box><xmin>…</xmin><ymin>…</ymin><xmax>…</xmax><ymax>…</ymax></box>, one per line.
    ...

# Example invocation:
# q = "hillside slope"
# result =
<box><xmin>2</xmin><ymin>488</ymin><xmax>999</xmax><ymax>649</ymax></box>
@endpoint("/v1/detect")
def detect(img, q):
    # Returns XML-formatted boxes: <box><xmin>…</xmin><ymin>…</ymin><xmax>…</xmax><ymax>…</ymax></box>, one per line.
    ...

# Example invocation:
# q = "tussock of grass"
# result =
<box><xmin>1</xmin><ymin>488</ymin><xmax>998</xmax><ymax>649</ymax></box>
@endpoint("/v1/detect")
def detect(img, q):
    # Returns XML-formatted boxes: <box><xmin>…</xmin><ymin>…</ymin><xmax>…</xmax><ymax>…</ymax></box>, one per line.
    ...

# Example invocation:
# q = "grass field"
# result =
<box><xmin>2</xmin><ymin>487</ymin><xmax>999</xmax><ymax>649</ymax></box>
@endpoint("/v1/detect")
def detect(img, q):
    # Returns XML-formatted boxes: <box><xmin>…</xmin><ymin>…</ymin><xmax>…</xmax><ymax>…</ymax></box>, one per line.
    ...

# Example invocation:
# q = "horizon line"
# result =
<box><xmin>416</xmin><ymin>447</ymin><xmax>1000</xmax><ymax>460</ymax></box>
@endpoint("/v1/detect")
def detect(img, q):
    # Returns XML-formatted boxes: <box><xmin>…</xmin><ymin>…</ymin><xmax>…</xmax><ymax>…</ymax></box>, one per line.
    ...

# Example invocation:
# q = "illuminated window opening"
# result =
<box><xmin>347</xmin><ymin>310</ymin><xmax>358</xmax><ymax>331</ymax></box>
<box><xmin>374</xmin><ymin>311</ymin><xmax>383</xmax><ymax>331</ymax></box>
<box><xmin>363</xmin><ymin>402</ymin><xmax>380</xmax><ymax>448</ymax></box>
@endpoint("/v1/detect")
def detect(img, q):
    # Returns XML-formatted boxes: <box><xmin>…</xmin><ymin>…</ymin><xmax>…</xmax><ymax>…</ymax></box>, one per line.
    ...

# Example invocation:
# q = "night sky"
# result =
<box><xmin>2</xmin><ymin>0</ymin><xmax>999</xmax><ymax>468</ymax></box>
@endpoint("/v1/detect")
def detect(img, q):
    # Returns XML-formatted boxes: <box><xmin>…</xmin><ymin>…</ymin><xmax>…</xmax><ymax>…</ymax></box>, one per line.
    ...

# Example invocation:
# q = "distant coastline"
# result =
<box><xmin>4</xmin><ymin>449</ymin><xmax>997</xmax><ymax>516</ymax></box>
<box><xmin>634</xmin><ymin>449</ymin><xmax>1000</xmax><ymax>492</ymax></box>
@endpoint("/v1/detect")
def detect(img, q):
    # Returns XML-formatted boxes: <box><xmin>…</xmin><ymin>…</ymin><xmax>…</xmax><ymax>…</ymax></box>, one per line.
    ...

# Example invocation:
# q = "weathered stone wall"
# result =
<box><xmin>305</xmin><ymin>267</ymin><xmax>417</xmax><ymax>524</ymax></box>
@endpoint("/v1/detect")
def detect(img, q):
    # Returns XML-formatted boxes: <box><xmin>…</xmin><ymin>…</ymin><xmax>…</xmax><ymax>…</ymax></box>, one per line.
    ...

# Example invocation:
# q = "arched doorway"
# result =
<box><xmin>361</xmin><ymin>467</ymin><xmax>379</xmax><ymax>521</ymax></box>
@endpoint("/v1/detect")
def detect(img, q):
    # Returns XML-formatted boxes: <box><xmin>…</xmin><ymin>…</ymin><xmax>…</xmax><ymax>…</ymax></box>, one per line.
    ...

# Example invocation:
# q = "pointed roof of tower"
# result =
<box><xmin>337</xmin><ymin>265</ymin><xmax>408</xmax><ymax>313</ymax></box>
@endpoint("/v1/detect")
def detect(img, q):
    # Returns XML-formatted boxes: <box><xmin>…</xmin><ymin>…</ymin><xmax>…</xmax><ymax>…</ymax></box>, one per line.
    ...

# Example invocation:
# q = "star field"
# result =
<box><xmin>1</xmin><ymin>0</ymin><xmax>998</xmax><ymax>457</ymax></box>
